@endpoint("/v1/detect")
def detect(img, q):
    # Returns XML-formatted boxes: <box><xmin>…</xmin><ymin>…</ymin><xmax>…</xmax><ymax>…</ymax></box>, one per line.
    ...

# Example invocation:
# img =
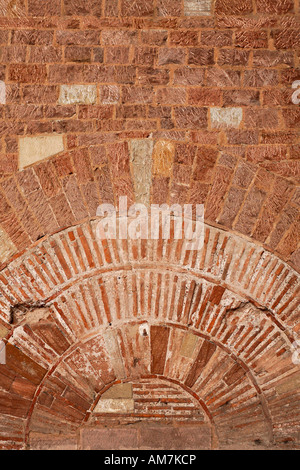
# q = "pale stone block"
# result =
<box><xmin>0</xmin><ymin>226</ymin><xmax>16</xmax><ymax>264</ymax></box>
<box><xmin>184</xmin><ymin>0</ymin><xmax>212</xmax><ymax>16</ymax></box>
<box><xmin>180</xmin><ymin>333</ymin><xmax>198</xmax><ymax>358</ymax></box>
<box><xmin>0</xmin><ymin>81</ymin><xmax>6</xmax><ymax>104</ymax></box>
<box><xmin>130</xmin><ymin>139</ymin><xmax>154</xmax><ymax>206</ymax></box>
<box><xmin>94</xmin><ymin>398</ymin><xmax>135</xmax><ymax>414</ymax></box>
<box><xmin>152</xmin><ymin>140</ymin><xmax>175</xmax><ymax>178</ymax></box>
<box><xmin>210</xmin><ymin>107</ymin><xmax>243</xmax><ymax>129</ymax></box>
<box><xmin>19</xmin><ymin>135</ymin><xmax>64</xmax><ymax>169</ymax></box>
<box><xmin>58</xmin><ymin>85</ymin><xmax>97</xmax><ymax>105</ymax></box>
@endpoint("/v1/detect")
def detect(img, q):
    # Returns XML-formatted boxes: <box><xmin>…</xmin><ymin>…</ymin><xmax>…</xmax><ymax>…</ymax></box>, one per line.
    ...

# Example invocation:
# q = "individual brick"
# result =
<box><xmin>58</xmin><ymin>85</ymin><xmax>97</xmax><ymax>104</ymax></box>
<box><xmin>158</xmin><ymin>48</ymin><xmax>186</xmax><ymax>66</ymax></box>
<box><xmin>65</xmin><ymin>46</ymin><xmax>92</xmax><ymax>63</ymax></box>
<box><xmin>215</xmin><ymin>0</ymin><xmax>253</xmax><ymax>15</ymax></box>
<box><xmin>130</xmin><ymin>139</ymin><xmax>154</xmax><ymax>206</ymax></box>
<box><xmin>0</xmin><ymin>226</ymin><xmax>17</xmax><ymax>264</ymax></box>
<box><xmin>210</xmin><ymin>107</ymin><xmax>243</xmax><ymax>128</ymax></box>
<box><xmin>157</xmin><ymin>87</ymin><xmax>186</xmax><ymax>105</ymax></box>
<box><xmin>28</xmin><ymin>0</ymin><xmax>61</xmax><ymax>15</ymax></box>
<box><xmin>235</xmin><ymin>31</ymin><xmax>268</xmax><ymax>49</ymax></box>
<box><xmin>157</xmin><ymin>0</ymin><xmax>182</xmax><ymax>17</ymax></box>
<box><xmin>120</xmin><ymin>0</ymin><xmax>154</xmax><ymax>17</ymax></box>
<box><xmin>188</xmin><ymin>88</ymin><xmax>222</xmax><ymax>106</ymax></box>
<box><xmin>100</xmin><ymin>85</ymin><xmax>120</xmax><ymax>104</ymax></box>
<box><xmin>174</xmin><ymin>107</ymin><xmax>207</xmax><ymax>129</ymax></box>
<box><xmin>184</xmin><ymin>0</ymin><xmax>212</xmax><ymax>16</ymax></box>
<box><xmin>8</xmin><ymin>65</ymin><xmax>47</xmax><ymax>83</ymax></box>
<box><xmin>64</xmin><ymin>0</ymin><xmax>103</xmax><ymax>16</ymax></box>
<box><xmin>201</xmin><ymin>30</ymin><xmax>233</xmax><ymax>47</ymax></box>
<box><xmin>188</xmin><ymin>48</ymin><xmax>214</xmax><ymax>66</ymax></box>
<box><xmin>244</xmin><ymin>108</ymin><xmax>279</xmax><ymax>129</ymax></box>
<box><xmin>256</xmin><ymin>0</ymin><xmax>294</xmax><ymax>14</ymax></box>
<box><xmin>19</xmin><ymin>135</ymin><xmax>65</xmax><ymax>170</ymax></box>
<box><xmin>152</xmin><ymin>140</ymin><xmax>175</xmax><ymax>178</ymax></box>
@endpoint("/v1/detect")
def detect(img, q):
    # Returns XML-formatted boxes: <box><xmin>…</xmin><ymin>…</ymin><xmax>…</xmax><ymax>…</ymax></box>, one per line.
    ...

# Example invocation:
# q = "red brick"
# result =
<box><xmin>137</xmin><ymin>67</ymin><xmax>169</xmax><ymax>85</ymax></box>
<box><xmin>256</xmin><ymin>0</ymin><xmax>294</xmax><ymax>14</ymax></box>
<box><xmin>141</xmin><ymin>30</ymin><xmax>168</xmax><ymax>46</ymax></box>
<box><xmin>206</xmin><ymin>69</ymin><xmax>240</xmax><ymax>86</ymax></box>
<box><xmin>8</xmin><ymin>65</ymin><xmax>47</xmax><ymax>83</ymax></box>
<box><xmin>218</xmin><ymin>49</ymin><xmax>250</xmax><ymax>66</ymax></box>
<box><xmin>273</xmin><ymin>30</ymin><xmax>300</xmax><ymax>50</ymax></box>
<box><xmin>151</xmin><ymin>325</ymin><xmax>170</xmax><ymax>374</ymax></box>
<box><xmin>188</xmin><ymin>48</ymin><xmax>215</xmax><ymax>66</ymax></box>
<box><xmin>158</xmin><ymin>48</ymin><xmax>186</xmax><ymax>66</ymax></box>
<box><xmin>193</xmin><ymin>147</ymin><xmax>218</xmax><ymax>182</ymax></box>
<box><xmin>173</xmin><ymin>67</ymin><xmax>205</xmax><ymax>86</ymax></box>
<box><xmin>121</xmin><ymin>0</ymin><xmax>154</xmax><ymax>17</ymax></box>
<box><xmin>65</xmin><ymin>46</ymin><xmax>92</xmax><ymax>63</ymax></box>
<box><xmin>235</xmin><ymin>31</ymin><xmax>268</xmax><ymax>49</ymax></box>
<box><xmin>157</xmin><ymin>0</ymin><xmax>182</xmax><ymax>17</ymax></box>
<box><xmin>215</xmin><ymin>0</ymin><xmax>253</xmax><ymax>15</ymax></box>
<box><xmin>244</xmin><ymin>70</ymin><xmax>278</xmax><ymax>87</ymax></box>
<box><xmin>223</xmin><ymin>90</ymin><xmax>260</xmax><ymax>106</ymax></box>
<box><xmin>56</xmin><ymin>31</ymin><xmax>100</xmax><ymax>45</ymax></box>
<box><xmin>64</xmin><ymin>0</ymin><xmax>103</xmax><ymax>16</ymax></box>
<box><xmin>170</xmin><ymin>31</ymin><xmax>199</xmax><ymax>47</ymax></box>
<box><xmin>244</xmin><ymin>108</ymin><xmax>279</xmax><ymax>129</ymax></box>
<box><xmin>234</xmin><ymin>186</ymin><xmax>267</xmax><ymax>236</ymax></box>
<box><xmin>28</xmin><ymin>0</ymin><xmax>61</xmax><ymax>15</ymax></box>
<box><xmin>157</xmin><ymin>87</ymin><xmax>186</xmax><ymax>105</ymax></box>
<box><xmin>201</xmin><ymin>31</ymin><xmax>233</xmax><ymax>47</ymax></box>
<box><xmin>282</xmin><ymin>108</ymin><xmax>300</xmax><ymax>128</ymax></box>
<box><xmin>185</xmin><ymin>340</ymin><xmax>216</xmax><ymax>388</ymax></box>
<box><xmin>106</xmin><ymin>47</ymin><xmax>130</xmax><ymax>64</ymax></box>
<box><xmin>188</xmin><ymin>88</ymin><xmax>222</xmax><ymax>106</ymax></box>
<box><xmin>174</xmin><ymin>107</ymin><xmax>207</xmax><ymax>129</ymax></box>
<box><xmin>11</xmin><ymin>30</ymin><xmax>53</xmax><ymax>45</ymax></box>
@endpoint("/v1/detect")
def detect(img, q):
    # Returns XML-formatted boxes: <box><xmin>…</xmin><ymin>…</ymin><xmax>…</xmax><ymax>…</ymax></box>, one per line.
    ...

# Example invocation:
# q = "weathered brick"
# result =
<box><xmin>215</xmin><ymin>0</ymin><xmax>253</xmax><ymax>15</ymax></box>
<box><xmin>184</xmin><ymin>0</ymin><xmax>212</xmax><ymax>16</ymax></box>
<box><xmin>58</xmin><ymin>85</ymin><xmax>97</xmax><ymax>104</ymax></box>
<box><xmin>210</xmin><ymin>107</ymin><xmax>243</xmax><ymax>129</ymax></box>
<box><xmin>174</xmin><ymin>107</ymin><xmax>207</xmax><ymax>129</ymax></box>
<box><xmin>19</xmin><ymin>135</ymin><xmax>65</xmax><ymax>170</ymax></box>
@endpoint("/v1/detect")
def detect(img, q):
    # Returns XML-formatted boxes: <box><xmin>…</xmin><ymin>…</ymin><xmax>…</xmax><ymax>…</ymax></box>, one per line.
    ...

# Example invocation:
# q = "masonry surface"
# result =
<box><xmin>0</xmin><ymin>0</ymin><xmax>299</xmax><ymax>451</ymax></box>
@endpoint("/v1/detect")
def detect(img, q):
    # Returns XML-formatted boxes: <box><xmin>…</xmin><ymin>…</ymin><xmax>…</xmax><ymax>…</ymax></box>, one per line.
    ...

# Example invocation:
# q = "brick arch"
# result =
<box><xmin>0</xmin><ymin>220</ymin><xmax>299</xmax><ymax>449</ymax></box>
<box><xmin>0</xmin><ymin>220</ymin><xmax>298</xmax><ymax>337</ymax></box>
<box><xmin>24</xmin><ymin>321</ymin><xmax>273</xmax><ymax>450</ymax></box>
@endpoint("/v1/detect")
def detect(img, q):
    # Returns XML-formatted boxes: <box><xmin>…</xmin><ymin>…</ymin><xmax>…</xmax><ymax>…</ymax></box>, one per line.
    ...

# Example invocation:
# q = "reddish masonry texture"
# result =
<box><xmin>0</xmin><ymin>0</ymin><xmax>299</xmax><ymax>451</ymax></box>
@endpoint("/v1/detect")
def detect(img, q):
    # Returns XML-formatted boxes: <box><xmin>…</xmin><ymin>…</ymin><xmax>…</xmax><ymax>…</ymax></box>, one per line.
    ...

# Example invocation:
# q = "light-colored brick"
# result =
<box><xmin>180</xmin><ymin>333</ymin><xmax>198</xmax><ymax>357</ymax></box>
<box><xmin>0</xmin><ymin>81</ymin><xmax>5</xmax><ymax>104</ymax></box>
<box><xmin>95</xmin><ymin>383</ymin><xmax>134</xmax><ymax>413</ymax></box>
<box><xmin>130</xmin><ymin>139</ymin><xmax>154</xmax><ymax>206</ymax></box>
<box><xmin>19</xmin><ymin>135</ymin><xmax>64</xmax><ymax>169</ymax></box>
<box><xmin>152</xmin><ymin>140</ymin><xmax>175</xmax><ymax>178</ymax></box>
<box><xmin>0</xmin><ymin>226</ymin><xmax>16</xmax><ymax>263</ymax></box>
<box><xmin>210</xmin><ymin>107</ymin><xmax>243</xmax><ymax>129</ymax></box>
<box><xmin>184</xmin><ymin>0</ymin><xmax>212</xmax><ymax>16</ymax></box>
<box><xmin>58</xmin><ymin>85</ymin><xmax>97</xmax><ymax>105</ymax></box>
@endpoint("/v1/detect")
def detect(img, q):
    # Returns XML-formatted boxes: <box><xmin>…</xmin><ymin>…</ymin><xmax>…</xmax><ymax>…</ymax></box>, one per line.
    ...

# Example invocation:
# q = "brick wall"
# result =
<box><xmin>0</xmin><ymin>0</ymin><xmax>299</xmax><ymax>451</ymax></box>
<box><xmin>0</xmin><ymin>0</ymin><xmax>299</xmax><ymax>270</ymax></box>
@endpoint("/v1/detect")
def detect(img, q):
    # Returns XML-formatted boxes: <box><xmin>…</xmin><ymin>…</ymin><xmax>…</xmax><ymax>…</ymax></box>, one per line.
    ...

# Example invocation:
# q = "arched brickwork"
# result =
<box><xmin>0</xmin><ymin>221</ymin><xmax>299</xmax><ymax>449</ymax></box>
<box><xmin>0</xmin><ymin>0</ymin><xmax>299</xmax><ymax>451</ymax></box>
